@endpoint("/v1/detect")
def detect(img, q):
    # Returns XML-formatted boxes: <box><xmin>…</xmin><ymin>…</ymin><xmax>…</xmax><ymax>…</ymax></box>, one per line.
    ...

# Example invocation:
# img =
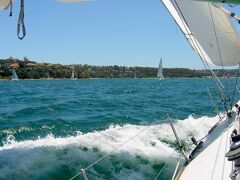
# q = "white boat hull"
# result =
<box><xmin>177</xmin><ymin>101</ymin><xmax>240</xmax><ymax>180</ymax></box>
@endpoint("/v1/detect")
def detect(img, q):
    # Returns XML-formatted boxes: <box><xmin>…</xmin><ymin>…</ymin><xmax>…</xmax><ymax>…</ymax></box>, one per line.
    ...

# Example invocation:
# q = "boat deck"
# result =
<box><xmin>178</xmin><ymin>102</ymin><xmax>240</xmax><ymax>180</ymax></box>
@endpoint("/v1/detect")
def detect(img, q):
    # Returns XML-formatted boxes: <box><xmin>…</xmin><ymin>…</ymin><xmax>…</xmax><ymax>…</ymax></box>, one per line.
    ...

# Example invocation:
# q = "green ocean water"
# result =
<box><xmin>0</xmin><ymin>78</ymin><xmax>238</xmax><ymax>180</ymax></box>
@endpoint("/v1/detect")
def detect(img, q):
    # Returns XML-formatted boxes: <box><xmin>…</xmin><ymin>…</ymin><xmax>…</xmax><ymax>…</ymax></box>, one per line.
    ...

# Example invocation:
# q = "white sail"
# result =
<box><xmin>11</xmin><ymin>69</ymin><xmax>19</xmax><ymax>81</ymax></box>
<box><xmin>71</xmin><ymin>70</ymin><xmax>74</xmax><ymax>79</ymax></box>
<box><xmin>71</xmin><ymin>66</ymin><xmax>77</xmax><ymax>80</ymax></box>
<box><xmin>157</xmin><ymin>58</ymin><xmax>164</xmax><ymax>79</ymax></box>
<box><xmin>0</xmin><ymin>0</ymin><xmax>13</xmax><ymax>10</ymax></box>
<box><xmin>161</xmin><ymin>0</ymin><xmax>240</xmax><ymax>66</ymax></box>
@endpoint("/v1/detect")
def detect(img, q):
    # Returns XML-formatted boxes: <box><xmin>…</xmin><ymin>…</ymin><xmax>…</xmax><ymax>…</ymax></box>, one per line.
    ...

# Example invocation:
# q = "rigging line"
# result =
<box><xmin>200</xmin><ymin>58</ymin><xmax>228</xmax><ymax>113</ymax></box>
<box><xmin>213</xmin><ymin>3</ymin><xmax>240</xmax><ymax>22</ymax></box>
<box><xmin>69</xmin><ymin>125</ymin><xmax>152</xmax><ymax>180</ymax></box>
<box><xmin>208</xmin><ymin>88</ymin><xmax>221</xmax><ymax>120</ymax></box>
<box><xmin>153</xmin><ymin>162</ymin><xmax>168</xmax><ymax>180</ymax></box>
<box><xmin>203</xmin><ymin>61</ymin><xmax>224</xmax><ymax>89</ymax></box>
<box><xmin>209</xmin><ymin>70</ymin><xmax>230</xmax><ymax>112</ymax></box>
<box><xmin>206</xmin><ymin>63</ymin><xmax>225</xmax><ymax>89</ymax></box>
<box><xmin>69</xmin><ymin>169</ymin><xmax>88</xmax><ymax>180</ymax></box>
<box><xmin>171</xmin><ymin>154</ymin><xmax>182</xmax><ymax>180</ymax></box>
<box><xmin>230</xmin><ymin>64</ymin><xmax>240</xmax><ymax>109</ymax></box>
<box><xmin>199</xmin><ymin>55</ymin><xmax>226</xmax><ymax>94</ymax></box>
<box><xmin>215</xmin><ymin>84</ymin><xmax>230</xmax><ymax>114</ymax></box>
<box><xmin>153</xmin><ymin>151</ymin><xmax>177</xmax><ymax>180</ymax></box>
<box><xmin>218</xmin><ymin>91</ymin><xmax>230</xmax><ymax>114</ymax></box>
<box><xmin>169</xmin><ymin>119</ymin><xmax>189</xmax><ymax>162</ymax></box>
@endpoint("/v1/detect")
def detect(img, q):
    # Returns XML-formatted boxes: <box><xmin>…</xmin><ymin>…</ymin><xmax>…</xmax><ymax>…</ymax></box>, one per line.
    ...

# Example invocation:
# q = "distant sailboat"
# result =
<box><xmin>157</xmin><ymin>58</ymin><xmax>164</xmax><ymax>80</ymax></box>
<box><xmin>11</xmin><ymin>69</ymin><xmax>19</xmax><ymax>81</ymax></box>
<box><xmin>71</xmin><ymin>66</ymin><xmax>77</xmax><ymax>80</ymax></box>
<box><xmin>47</xmin><ymin>72</ymin><xmax>50</xmax><ymax>79</ymax></box>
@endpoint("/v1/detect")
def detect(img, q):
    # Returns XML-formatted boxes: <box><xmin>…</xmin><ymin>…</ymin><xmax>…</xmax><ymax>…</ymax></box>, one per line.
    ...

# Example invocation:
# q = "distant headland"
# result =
<box><xmin>0</xmin><ymin>57</ymin><xmax>238</xmax><ymax>79</ymax></box>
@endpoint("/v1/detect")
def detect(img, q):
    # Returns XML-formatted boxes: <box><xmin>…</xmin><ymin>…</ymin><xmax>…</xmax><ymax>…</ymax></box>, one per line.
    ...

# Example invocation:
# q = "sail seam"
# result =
<box><xmin>208</xmin><ymin>3</ymin><xmax>224</xmax><ymax>68</ymax></box>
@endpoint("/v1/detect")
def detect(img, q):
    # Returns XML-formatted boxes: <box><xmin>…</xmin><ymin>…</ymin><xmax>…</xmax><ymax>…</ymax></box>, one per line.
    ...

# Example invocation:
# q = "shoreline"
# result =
<box><xmin>0</xmin><ymin>77</ymin><xmax>216</xmax><ymax>81</ymax></box>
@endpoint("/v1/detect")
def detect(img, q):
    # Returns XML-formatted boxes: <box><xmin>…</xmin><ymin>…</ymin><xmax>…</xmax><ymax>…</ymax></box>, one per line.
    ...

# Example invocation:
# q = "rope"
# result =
<box><xmin>171</xmin><ymin>154</ymin><xmax>182</xmax><ymax>180</ymax></box>
<box><xmin>153</xmin><ymin>151</ymin><xmax>177</xmax><ymax>180</ymax></box>
<box><xmin>70</xmin><ymin>169</ymin><xmax>88</xmax><ymax>180</ymax></box>
<box><xmin>69</xmin><ymin>125</ymin><xmax>151</xmax><ymax>180</ymax></box>
<box><xmin>213</xmin><ymin>3</ymin><xmax>240</xmax><ymax>22</ymax></box>
<box><xmin>9</xmin><ymin>0</ymin><xmax>13</xmax><ymax>16</ymax></box>
<box><xmin>153</xmin><ymin>163</ymin><xmax>167</xmax><ymax>180</ymax></box>
<box><xmin>208</xmin><ymin>88</ymin><xmax>221</xmax><ymax>120</ymax></box>
<box><xmin>17</xmin><ymin>0</ymin><xmax>26</xmax><ymax>40</ymax></box>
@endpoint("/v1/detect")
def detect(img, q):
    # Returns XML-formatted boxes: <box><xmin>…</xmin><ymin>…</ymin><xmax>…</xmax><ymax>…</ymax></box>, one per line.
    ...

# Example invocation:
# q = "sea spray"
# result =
<box><xmin>0</xmin><ymin>115</ymin><xmax>219</xmax><ymax>179</ymax></box>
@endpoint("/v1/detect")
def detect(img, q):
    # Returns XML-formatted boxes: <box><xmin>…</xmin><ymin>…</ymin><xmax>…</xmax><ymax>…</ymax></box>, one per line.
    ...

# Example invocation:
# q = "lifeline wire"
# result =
<box><xmin>69</xmin><ymin>125</ymin><xmax>152</xmax><ymax>180</ymax></box>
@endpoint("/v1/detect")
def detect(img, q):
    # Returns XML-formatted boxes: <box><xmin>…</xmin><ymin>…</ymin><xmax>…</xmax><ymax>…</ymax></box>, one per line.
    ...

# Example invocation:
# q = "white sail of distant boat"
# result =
<box><xmin>71</xmin><ymin>66</ymin><xmax>77</xmax><ymax>80</ymax></box>
<box><xmin>11</xmin><ymin>68</ymin><xmax>19</xmax><ymax>81</ymax></box>
<box><xmin>157</xmin><ymin>58</ymin><xmax>164</xmax><ymax>79</ymax></box>
<box><xmin>161</xmin><ymin>0</ymin><xmax>240</xmax><ymax>179</ymax></box>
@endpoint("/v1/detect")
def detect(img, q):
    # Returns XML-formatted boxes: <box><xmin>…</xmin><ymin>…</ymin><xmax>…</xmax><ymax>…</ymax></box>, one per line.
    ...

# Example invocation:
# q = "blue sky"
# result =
<box><xmin>0</xmin><ymin>0</ymin><xmax>207</xmax><ymax>69</ymax></box>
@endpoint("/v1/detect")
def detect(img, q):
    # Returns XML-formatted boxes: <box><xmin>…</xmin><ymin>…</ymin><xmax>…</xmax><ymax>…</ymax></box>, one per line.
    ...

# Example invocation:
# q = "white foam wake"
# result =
<box><xmin>1</xmin><ymin>115</ymin><xmax>218</xmax><ymax>152</ymax></box>
<box><xmin>0</xmin><ymin>115</ymin><xmax>219</xmax><ymax>179</ymax></box>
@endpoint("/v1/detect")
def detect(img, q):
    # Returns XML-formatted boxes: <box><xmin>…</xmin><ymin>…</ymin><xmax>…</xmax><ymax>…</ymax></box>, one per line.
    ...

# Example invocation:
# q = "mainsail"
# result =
<box><xmin>157</xmin><ymin>58</ymin><xmax>164</xmax><ymax>79</ymax></box>
<box><xmin>161</xmin><ymin>0</ymin><xmax>240</xmax><ymax>66</ymax></box>
<box><xmin>11</xmin><ymin>69</ymin><xmax>19</xmax><ymax>81</ymax></box>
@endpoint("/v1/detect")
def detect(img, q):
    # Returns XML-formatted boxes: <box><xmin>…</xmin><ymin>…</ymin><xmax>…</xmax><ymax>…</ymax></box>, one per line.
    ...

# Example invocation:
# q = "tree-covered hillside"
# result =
<box><xmin>0</xmin><ymin>57</ymin><xmax>238</xmax><ymax>79</ymax></box>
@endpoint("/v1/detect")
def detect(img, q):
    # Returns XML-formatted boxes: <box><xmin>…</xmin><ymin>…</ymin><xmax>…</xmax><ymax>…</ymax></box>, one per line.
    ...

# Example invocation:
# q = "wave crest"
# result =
<box><xmin>0</xmin><ymin>115</ymin><xmax>219</xmax><ymax>179</ymax></box>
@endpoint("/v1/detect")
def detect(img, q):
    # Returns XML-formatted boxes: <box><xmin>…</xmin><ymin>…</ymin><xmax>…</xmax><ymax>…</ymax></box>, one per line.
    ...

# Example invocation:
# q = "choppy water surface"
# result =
<box><xmin>0</xmin><ymin>78</ymin><xmax>238</xmax><ymax>179</ymax></box>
